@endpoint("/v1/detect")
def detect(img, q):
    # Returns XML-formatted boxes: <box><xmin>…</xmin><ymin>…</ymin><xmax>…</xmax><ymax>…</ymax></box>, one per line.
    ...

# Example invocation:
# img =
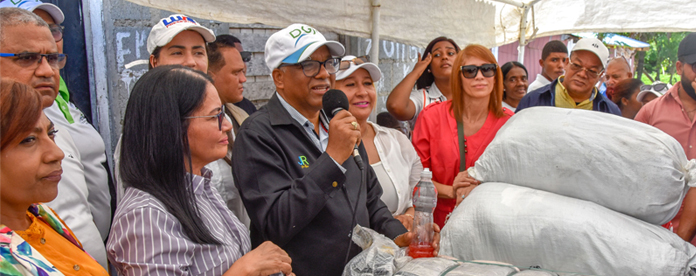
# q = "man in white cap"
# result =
<box><xmin>636</xmin><ymin>81</ymin><xmax>669</xmax><ymax>105</ymax></box>
<box><xmin>0</xmin><ymin>6</ymin><xmax>109</xmax><ymax>269</ymax></box>
<box><xmin>517</xmin><ymin>37</ymin><xmax>620</xmax><ymax>115</ymax></box>
<box><xmin>233</xmin><ymin>24</ymin><xmax>421</xmax><ymax>276</ymax></box>
<box><xmin>636</xmin><ymin>32</ymin><xmax>696</xmax><ymax>245</ymax></box>
<box><xmin>147</xmin><ymin>14</ymin><xmax>215</xmax><ymax>71</ymax></box>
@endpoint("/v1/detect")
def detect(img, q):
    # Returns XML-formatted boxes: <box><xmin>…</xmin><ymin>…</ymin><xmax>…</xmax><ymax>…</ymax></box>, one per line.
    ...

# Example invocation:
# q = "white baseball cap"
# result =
<box><xmin>336</xmin><ymin>55</ymin><xmax>382</xmax><ymax>82</ymax></box>
<box><xmin>147</xmin><ymin>14</ymin><xmax>216</xmax><ymax>54</ymax></box>
<box><xmin>636</xmin><ymin>81</ymin><xmax>669</xmax><ymax>102</ymax></box>
<box><xmin>0</xmin><ymin>0</ymin><xmax>65</xmax><ymax>24</ymax></box>
<box><xmin>264</xmin><ymin>23</ymin><xmax>345</xmax><ymax>72</ymax></box>
<box><xmin>571</xmin><ymin>37</ymin><xmax>609</xmax><ymax>69</ymax></box>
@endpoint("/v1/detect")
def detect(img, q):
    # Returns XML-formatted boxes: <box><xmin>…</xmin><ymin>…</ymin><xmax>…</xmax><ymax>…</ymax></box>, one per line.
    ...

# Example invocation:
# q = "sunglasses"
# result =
<box><xmin>240</xmin><ymin>51</ymin><xmax>251</xmax><ymax>62</ymax></box>
<box><xmin>0</xmin><ymin>52</ymin><xmax>67</xmax><ymax>69</ymax></box>
<box><xmin>184</xmin><ymin>105</ymin><xmax>225</xmax><ymax>131</ymax></box>
<box><xmin>640</xmin><ymin>83</ymin><xmax>668</xmax><ymax>92</ymax></box>
<box><xmin>339</xmin><ymin>56</ymin><xmax>369</xmax><ymax>70</ymax></box>
<box><xmin>279</xmin><ymin>57</ymin><xmax>341</xmax><ymax>78</ymax></box>
<box><xmin>460</xmin><ymin>64</ymin><xmax>497</xmax><ymax>79</ymax></box>
<box><xmin>49</xmin><ymin>24</ymin><xmax>64</xmax><ymax>43</ymax></box>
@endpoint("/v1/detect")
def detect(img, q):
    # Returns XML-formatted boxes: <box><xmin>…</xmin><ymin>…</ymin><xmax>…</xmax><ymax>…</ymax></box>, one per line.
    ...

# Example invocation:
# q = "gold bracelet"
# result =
<box><xmin>404</xmin><ymin>213</ymin><xmax>414</xmax><ymax>219</ymax></box>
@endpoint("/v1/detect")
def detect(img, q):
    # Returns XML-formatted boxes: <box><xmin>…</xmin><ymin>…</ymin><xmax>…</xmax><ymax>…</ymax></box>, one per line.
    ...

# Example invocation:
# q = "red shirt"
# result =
<box><xmin>412</xmin><ymin>101</ymin><xmax>513</xmax><ymax>227</ymax></box>
<box><xmin>635</xmin><ymin>82</ymin><xmax>696</xmax><ymax>242</ymax></box>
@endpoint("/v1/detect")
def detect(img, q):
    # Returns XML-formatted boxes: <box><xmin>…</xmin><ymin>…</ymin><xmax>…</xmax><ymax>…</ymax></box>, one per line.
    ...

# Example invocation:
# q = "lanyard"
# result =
<box><xmin>457</xmin><ymin>121</ymin><xmax>467</xmax><ymax>172</ymax></box>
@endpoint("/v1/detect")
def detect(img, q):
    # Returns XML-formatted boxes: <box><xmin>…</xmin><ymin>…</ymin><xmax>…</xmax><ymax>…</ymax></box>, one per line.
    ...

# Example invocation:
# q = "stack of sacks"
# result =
<box><xmin>468</xmin><ymin>107</ymin><xmax>696</xmax><ymax>225</ymax></box>
<box><xmin>440</xmin><ymin>107</ymin><xmax>696</xmax><ymax>275</ymax></box>
<box><xmin>440</xmin><ymin>183</ymin><xmax>696</xmax><ymax>275</ymax></box>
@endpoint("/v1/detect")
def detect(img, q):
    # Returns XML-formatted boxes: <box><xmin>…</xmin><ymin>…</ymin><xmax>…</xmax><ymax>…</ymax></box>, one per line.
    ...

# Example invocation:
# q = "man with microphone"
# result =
<box><xmin>233</xmin><ymin>24</ymin><xmax>435</xmax><ymax>275</ymax></box>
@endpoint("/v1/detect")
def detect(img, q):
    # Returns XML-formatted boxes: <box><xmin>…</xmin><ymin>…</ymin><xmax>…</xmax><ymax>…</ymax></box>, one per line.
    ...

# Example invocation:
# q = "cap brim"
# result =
<box><xmin>33</xmin><ymin>3</ymin><xmax>65</xmax><ymax>24</ymax></box>
<box><xmin>682</xmin><ymin>53</ymin><xmax>696</xmax><ymax>65</ymax></box>
<box><xmin>298</xmin><ymin>41</ymin><xmax>345</xmax><ymax>62</ymax></box>
<box><xmin>636</xmin><ymin>90</ymin><xmax>662</xmax><ymax>102</ymax></box>
<box><xmin>152</xmin><ymin>25</ymin><xmax>216</xmax><ymax>53</ymax></box>
<box><xmin>337</xmin><ymin>63</ymin><xmax>382</xmax><ymax>82</ymax></box>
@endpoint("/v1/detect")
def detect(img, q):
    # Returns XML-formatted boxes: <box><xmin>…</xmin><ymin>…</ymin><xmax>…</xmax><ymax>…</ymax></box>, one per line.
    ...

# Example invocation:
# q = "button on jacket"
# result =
<box><xmin>232</xmin><ymin>93</ymin><xmax>407</xmax><ymax>276</ymax></box>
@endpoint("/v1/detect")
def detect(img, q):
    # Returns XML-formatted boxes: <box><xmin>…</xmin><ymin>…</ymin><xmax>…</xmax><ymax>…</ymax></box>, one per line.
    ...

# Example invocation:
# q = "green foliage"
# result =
<box><xmin>599</xmin><ymin>32</ymin><xmax>688</xmax><ymax>85</ymax></box>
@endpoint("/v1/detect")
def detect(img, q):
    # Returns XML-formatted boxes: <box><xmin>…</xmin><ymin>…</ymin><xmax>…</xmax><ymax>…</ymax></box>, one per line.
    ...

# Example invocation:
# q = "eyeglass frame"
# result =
<box><xmin>183</xmin><ymin>105</ymin><xmax>226</xmax><ymax>131</ymax></box>
<box><xmin>339</xmin><ymin>56</ymin><xmax>369</xmax><ymax>70</ymax></box>
<box><xmin>460</xmin><ymin>64</ymin><xmax>497</xmax><ymax>79</ymax></box>
<box><xmin>278</xmin><ymin>57</ymin><xmax>341</xmax><ymax>78</ymax></box>
<box><xmin>0</xmin><ymin>52</ymin><xmax>68</xmax><ymax>70</ymax></box>
<box><xmin>49</xmin><ymin>24</ymin><xmax>65</xmax><ymax>43</ymax></box>
<box><xmin>568</xmin><ymin>60</ymin><xmax>604</xmax><ymax>79</ymax></box>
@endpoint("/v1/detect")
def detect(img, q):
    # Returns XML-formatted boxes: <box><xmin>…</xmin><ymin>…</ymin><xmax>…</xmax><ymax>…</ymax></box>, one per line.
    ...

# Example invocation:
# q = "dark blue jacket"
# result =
<box><xmin>516</xmin><ymin>78</ymin><xmax>621</xmax><ymax>115</ymax></box>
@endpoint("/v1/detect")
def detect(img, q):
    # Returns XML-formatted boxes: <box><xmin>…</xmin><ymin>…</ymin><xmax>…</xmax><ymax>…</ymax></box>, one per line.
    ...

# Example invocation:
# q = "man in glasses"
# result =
<box><xmin>517</xmin><ymin>37</ymin><xmax>620</xmax><ymax>115</ymax></box>
<box><xmin>224</xmin><ymin>34</ymin><xmax>259</xmax><ymax>115</ymax></box>
<box><xmin>604</xmin><ymin>57</ymin><xmax>634</xmax><ymax>99</ymax></box>
<box><xmin>636</xmin><ymin>32</ymin><xmax>696</xmax><ymax>246</ymax></box>
<box><xmin>232</xmin><ymin>23</ymin><xmax>410</xmax><ymax>276</ymax></box>
<box><xmin>205</xmin><ymin>34</ymin><xmax>252</xmax><ymax>228</ymax></box>
<box><xmin>0</xmin><ymin>7</ymin><xmax>109</xmax><ymax>269</ymax></box>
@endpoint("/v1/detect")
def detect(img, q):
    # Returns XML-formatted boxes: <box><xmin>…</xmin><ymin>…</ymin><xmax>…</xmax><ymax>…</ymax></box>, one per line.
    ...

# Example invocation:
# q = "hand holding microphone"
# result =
<box><xmin>323</xmin><ymin>89</ymin><xmax>364</xmax><ymax>168</ymax></box>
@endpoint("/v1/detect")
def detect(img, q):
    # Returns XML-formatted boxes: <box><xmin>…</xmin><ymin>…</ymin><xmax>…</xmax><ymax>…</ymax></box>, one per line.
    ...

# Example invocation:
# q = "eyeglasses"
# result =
<box><xmin>184</xmin><ymin>105</ymin><xmax>225</xmax><ymax>131</ymax></box>
<box><xmin>279</xmin><ymin>57</ymin><xmax>341</xmax><ymax>77</ymax></box>
<box><xmin>687</xmin><ymin>62</ymin><xmax>696</xmax><ymax>73</ymax></box>
<box><xmin>240</xmin><ymin>51</ymin><xmax>251</xmax><ymax>62</ymax></box>
<box><xmin>49</xmin><ymin>24</ymin><xmax>65</xmax><ymax>42</ymax></box>
<box><xmin>339</xmin><ymin>56</ymin><xmax>369</xmax><ymax>70</ymax></box>
<box><xmin>568</xmin><ymin>61</ymin><xmax>603</xmax><ymax>78</ymax></box>
<box><xmin>0</xmin><ymin>52</ymin><xmax>67</xmax><ymax>69</ymax></box>
<box><xmin>640</xmin><ymin>83</ymin><xmax>669</xmax><ymax>93</ymax></box>
<box><xmin>460</xmin><ymin>64</ymin><xmax>497</xmax><ymax>79</ymax></box>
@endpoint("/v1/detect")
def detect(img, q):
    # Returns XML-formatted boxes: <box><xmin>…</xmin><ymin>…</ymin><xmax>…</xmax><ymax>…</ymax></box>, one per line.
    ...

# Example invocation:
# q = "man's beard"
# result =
<box><xmin>682</xmin><ymin>72</ymin><xmax>696</xmax><ymax>102</ymax></box>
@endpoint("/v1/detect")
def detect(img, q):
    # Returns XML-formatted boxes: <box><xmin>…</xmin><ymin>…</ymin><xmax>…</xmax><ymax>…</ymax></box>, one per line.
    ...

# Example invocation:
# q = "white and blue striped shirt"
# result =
<box><xmin>107</xmin><ymin>169</ymin><xmax>251</xmax><ymax>276</ymax></box>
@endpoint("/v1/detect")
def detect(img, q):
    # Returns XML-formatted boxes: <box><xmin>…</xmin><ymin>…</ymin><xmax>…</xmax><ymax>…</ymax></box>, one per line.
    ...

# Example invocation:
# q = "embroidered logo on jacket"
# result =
<box><xmin>298</xmin><ymin>156</ymin><xmax>309</xmax><ymax>168</ymax></box>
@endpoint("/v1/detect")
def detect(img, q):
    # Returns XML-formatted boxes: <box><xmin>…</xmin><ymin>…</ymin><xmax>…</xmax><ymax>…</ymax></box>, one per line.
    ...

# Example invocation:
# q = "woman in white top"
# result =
<box><xmin>386</xmin><ymin>37</ymin><xmax>461</xmax><ymax>127</ymax></box>
<box><xmin>335</xmin><ymin>56</ymin><xmax>423</xmax><ymax>230</ymax></box>
<box><xmin>501</xmin><ymin>61</ymin><xmax>529</xmax><ymax>112</ymax></box>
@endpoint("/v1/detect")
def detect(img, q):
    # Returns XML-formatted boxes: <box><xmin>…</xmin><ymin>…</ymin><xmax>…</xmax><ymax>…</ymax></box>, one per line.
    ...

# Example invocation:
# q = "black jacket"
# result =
<box><xmin>516</xmin><ymin>78</ymin><xmax>621</xmax><ymax>115</ymax></box>
<box><xmin>232</xmin><ymin>93</ymin><xmax>407</xmax><ymax>276</ymax></box>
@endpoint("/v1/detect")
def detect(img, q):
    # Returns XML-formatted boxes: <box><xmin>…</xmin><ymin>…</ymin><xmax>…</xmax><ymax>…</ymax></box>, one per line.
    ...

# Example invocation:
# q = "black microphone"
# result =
<box><xmin>322</xmin><ymin>89</ymin><xmax>365</xmax><ymax>170</ymax></box>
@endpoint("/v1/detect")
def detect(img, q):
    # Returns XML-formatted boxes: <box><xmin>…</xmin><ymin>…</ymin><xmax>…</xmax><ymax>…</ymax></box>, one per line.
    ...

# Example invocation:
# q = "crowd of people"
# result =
<box><xmin>0</xmin><ymin>0</ymin><xmax>695</xmax><ymax>275</ymax></box>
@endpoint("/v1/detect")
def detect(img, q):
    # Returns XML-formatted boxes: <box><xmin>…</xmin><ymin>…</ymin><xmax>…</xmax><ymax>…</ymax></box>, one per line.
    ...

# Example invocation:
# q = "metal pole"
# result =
<box><xmin>370</xmin><ymin>0</ymin><xmax>381</xmax><ymax>65</ymax></box>
<box><xmin>517</xmin><ymin>5</ymin><xmax>529</xmax><ymax>63</ymax></box>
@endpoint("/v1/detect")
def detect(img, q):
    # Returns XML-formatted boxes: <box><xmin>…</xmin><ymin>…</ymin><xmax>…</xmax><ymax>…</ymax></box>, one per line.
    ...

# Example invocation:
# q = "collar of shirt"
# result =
<box><xmin>428</xmin><ymin>81</ymin><xmax>447</xmax><ymax>102</ymax></box>
<box><xmin>276</xmin><ymin>92</ymin><xmax>329</xmax><ymax>151</ymax></box>
<box><xmin>191</xmin><ymin>168</ymin><xmax>213</xmax><ymax>195</ymax></box>
<box><xmin>554</xmin><ymin>76</ymin><xmax>597</xmax><ymax>110</ymax></box>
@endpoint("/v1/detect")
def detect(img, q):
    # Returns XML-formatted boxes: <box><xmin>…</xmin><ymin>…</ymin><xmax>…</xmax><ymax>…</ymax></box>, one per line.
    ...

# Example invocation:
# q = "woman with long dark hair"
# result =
<box><xmin>386</xmin><ymin>37</ymin><xmax>461</xmax><ymax>125</ymax></box>
<box><xmin>108</xmin><ymin>65</ymin><xmax>293</xmax><ymax>276</ymax></box>
<box><xmin>412</xmin><ymin>45</ymin><xmax>514</xmax><ymax>228</ymax></box>
<box><xmin>501</xmin><ymin>61</ymin><xmax>529</xmax><ymax>112</ymax></box>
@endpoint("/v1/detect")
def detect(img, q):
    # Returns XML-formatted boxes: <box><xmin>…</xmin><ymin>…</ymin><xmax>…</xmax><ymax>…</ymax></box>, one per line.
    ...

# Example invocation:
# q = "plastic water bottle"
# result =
<box><xmin>409</xmin><ymin>168</ymin><xmax>438</xmax><ymax>258</ymax></box>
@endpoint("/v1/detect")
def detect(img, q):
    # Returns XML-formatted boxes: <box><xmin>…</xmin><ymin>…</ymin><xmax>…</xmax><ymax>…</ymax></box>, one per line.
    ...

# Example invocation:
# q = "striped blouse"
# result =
<box><xmin>106</xmin><ymin>169</ymin><xmax>251</xmax><ymax>276</ymax></box>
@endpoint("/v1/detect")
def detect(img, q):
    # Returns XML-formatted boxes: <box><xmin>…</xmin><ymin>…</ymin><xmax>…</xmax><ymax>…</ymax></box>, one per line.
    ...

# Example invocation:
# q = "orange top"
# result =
<box><xmin>15</xmin><ymin>212</ymin><xmax>108</xmax><ymax>276</ymax></box>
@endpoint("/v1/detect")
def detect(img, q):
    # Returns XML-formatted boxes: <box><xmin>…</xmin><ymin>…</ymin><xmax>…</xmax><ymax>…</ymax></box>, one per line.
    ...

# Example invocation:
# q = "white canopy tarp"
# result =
<box><xmin>125</xmin><ymin>0</ymin><xmax>696</xmax><ymax>48</ymax></box>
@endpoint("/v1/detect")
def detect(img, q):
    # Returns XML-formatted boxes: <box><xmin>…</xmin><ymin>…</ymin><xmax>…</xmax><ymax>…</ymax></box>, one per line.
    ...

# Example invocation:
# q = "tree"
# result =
<box><xmin>599</xmin><ymin>32</ymin><xmax>687</xmax><ymax>84</ymax></box>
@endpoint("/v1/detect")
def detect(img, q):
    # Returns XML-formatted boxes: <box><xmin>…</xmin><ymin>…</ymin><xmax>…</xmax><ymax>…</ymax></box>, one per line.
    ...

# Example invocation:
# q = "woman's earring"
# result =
<box><xmin>427</xmin><ymin>68</ymin><xmax>431</xmax><ymax>73</ymax></box>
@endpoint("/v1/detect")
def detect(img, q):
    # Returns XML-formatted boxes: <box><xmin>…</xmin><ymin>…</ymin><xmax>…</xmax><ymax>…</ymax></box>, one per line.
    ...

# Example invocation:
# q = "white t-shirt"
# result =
<box><xmin>43</xmin><ymin>107</ymin><xmax>109</xmax><ymax>269</ymax></box>
<box><xmin>528</xmin><ymin>73</ymin><xmax>552</xmax><ymax>93</ymax></box>
<box><xmin>409</xmin><ymin>82</ymin><xmax>446</xmax><ymax>127</ymax></box>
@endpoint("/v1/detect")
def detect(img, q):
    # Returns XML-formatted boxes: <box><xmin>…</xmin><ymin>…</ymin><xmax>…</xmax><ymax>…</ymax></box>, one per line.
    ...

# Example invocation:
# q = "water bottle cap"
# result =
<box><xmin>422</xmin><ymin>168</ymin><xmax>432</xmax><ymax>179</ymax></box>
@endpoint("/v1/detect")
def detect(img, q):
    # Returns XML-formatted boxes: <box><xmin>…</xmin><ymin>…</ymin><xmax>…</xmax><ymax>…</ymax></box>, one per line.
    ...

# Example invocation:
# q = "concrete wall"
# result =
<box><xmin>96</xmin><ymin>0</ymin><xmax>423</xmax><ymax>155</ymax></box>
